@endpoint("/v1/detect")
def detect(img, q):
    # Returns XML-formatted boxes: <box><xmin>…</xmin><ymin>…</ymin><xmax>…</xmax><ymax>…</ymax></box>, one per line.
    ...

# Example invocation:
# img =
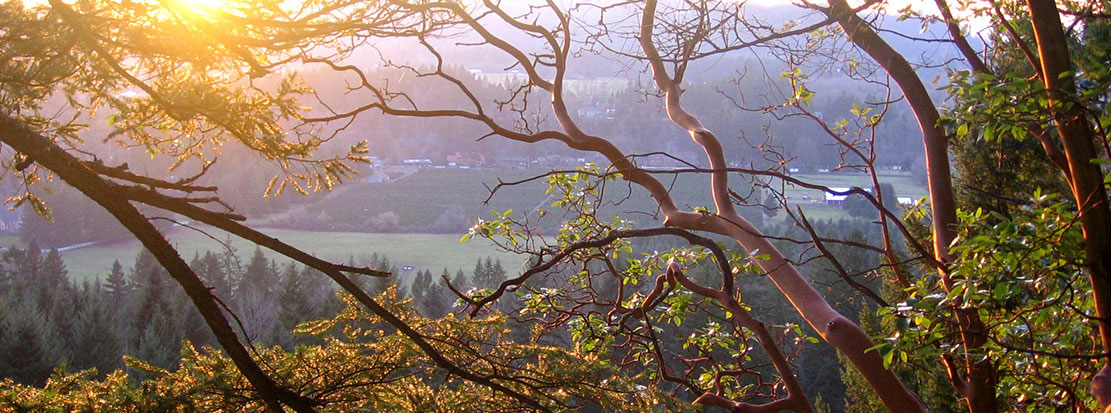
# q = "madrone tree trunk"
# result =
<box><xmin>632</xmin><ymin>1</ymin><xmax>925</xmax><ymax>410</ymax></box>
<box><xmin>1025</xmin><ymin>0</ymin><xmax>1111</xmax><ymax>407</ymax></box>
<box><xmin>826</xmin><ymin>1</ymin><xmax>999</xmax><ymax>411</ymax></box>
<box><xmin>0</xmin><ymin>114</ymin><xmax>318</xmax><ymax>413</ymax></box>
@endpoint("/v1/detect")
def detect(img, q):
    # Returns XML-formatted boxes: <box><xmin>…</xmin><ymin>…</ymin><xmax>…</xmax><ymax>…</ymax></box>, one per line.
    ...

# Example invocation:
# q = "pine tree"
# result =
<box><xmin>27</xmin><ymin>249</ymin><xmax>79</xmax><ymax>352</ymax></box>
<box><xmin>278</xmin><ymin>263</ymin><xmax>312</xmax><ymax>349</ymax></box>
<box><xmin>473</xmin><ymin>257</ymin><xmax>503</xmax><ymax>289</ymax></box>
<box><xmin>238</xmin><ymin>248</ymin><xmax>278</xmax><ymax>297</ymax></box>
<box><xmin>491</xmin><ymin>259</ymin><xmax>505</xmax><ymax>283</ymax></box>
<box><xmin>362</xmin><ymin>254</ymin><xmax>396</xmax><ymax>296</ymax></box>
<box><xmin>2</xmin><ymin>243</ymin><xmax>40</xmax><ymax>302</ymax></box>
<box><xmin>103</xmin><ymin>260</ymin><xmax>130</xmax><ymax>302</ymax></box>
<box><xmin>132</xmin><ymin>309</ymin><xmax>181</xmax><ymax>373</ymax></box>
<box><xmin>218</xmin><ymin>243</ymin><xmax>242</xmax><ymax>297</ymax></box>
<box><xmin>302</xmin><ymin>266</ymin><xmax>340</xmax><ymax>319</ymax></box>
<box><xmin>471</xmin><ymin>258</ymin><xmax>487</xmax><ymax>288</ymax></box>
<box><xmin>40</xmin><ymin>249</ymin><xmax>67</xmax><ymax>287</ymax></box>
<box><xmin>235</xmin><ymin>248</ymin><xmax>280</xmax><ymax>344</ymax></box>
<box><xmin>128</xmin><ymin>249</ymin><xmax>164</xmax><ymax>295</ymax></box>
<box><xmin>451</xmin><ymin>268</ymin><xmax>468</xmax><ymax>293</ymax></box>
<box><xmin>409</xmin><ymin>269</ymin><xmax>432</xmax><ymax>315</ymax></box>
<box><xmin>167</xmin><ymin>275</ymin><xmax>213</xmax><ymax>348</ymax></box>
<box><xmin>0</xmin><ymin>299</ymin><xmax>66</xmax><ymax>386</ymax></box>
<box><xmin>0</xmin><ymin>260</ymin><xmax>9</xmax><ymax>298</ymax></box>
<box><xmin>455</xmin><ymin>269</ymin><xmax>466</xmax><ymax>287</ymax></box>
<box><xmin>70</xmin><ymin>289</ymin><xmax>123</xmax><ymax>376</ymax></box>
<box><xmin>130</xmin><ymin>257</ymin><xmax>167</xmax><ymax>351</ymax></box>
<box><xmin>193</xmin><ymin>252</ymin><xmax>232</xmax><ymax>301</ymax></box>
<box><xmin>424</xmin><ymin>269</ymin><xmax>457</xmax><ymax>318</ymax></box>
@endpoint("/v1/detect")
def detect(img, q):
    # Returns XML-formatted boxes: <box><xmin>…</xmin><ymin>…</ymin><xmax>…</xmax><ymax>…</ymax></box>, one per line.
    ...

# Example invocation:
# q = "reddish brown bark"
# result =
<box><xmin>667</xmin><ymin>262</ymin><xmax>811</xmax><ymax>412</ymax></box>
<box><xmin>629</xmin><ymin>1</ymin><xmax>925</xmax><ymax>410</ymax></box>
<box><xmin>934</xmin><ymin>0</ymin><xmax>990</xmax><ymax>75</ymax></box>
<box><xmin>826</xmin><ymin>1</ymin><xmax>999</xmax><ymax>411</ymax></box>
<box><xmin>293</xmin><ymin>1</ymin><xmax>924</xmax><ymax>408</ymax></box>
<box><xmin>1025</xmin><ymin>0</ymin><xmax>1111</xmax><ymax>407</ymax></box>
<box><xmin>0</xmin><ymin>114</ymin><xmax>317</xmax><ymax>412</ymax></box>
<box><xmin>1</xmin><ymin>112</ymin><xmax>555</xmax><ymax>411</ymax></box>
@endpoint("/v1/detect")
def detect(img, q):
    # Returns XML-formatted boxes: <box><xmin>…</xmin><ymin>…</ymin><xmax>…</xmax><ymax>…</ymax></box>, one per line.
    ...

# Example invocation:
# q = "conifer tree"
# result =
<box><xmin>0</xmin><ymin>300</ymin><xmax>66</xmax><ymax>387</ymax></box>
<box><xmin>472</xmin><ymin>257</ymin><xmax>504</xmax><ymax>289</ymax></box>
<box><xmin>361</xmin><ymin>254</ymin><xmax>396</xmax><ymax>297</ymax></box>
<box><xmin>235</xmin><ymin>248</ymin><xmax>280</xmax><ymax>344</ymax></box>
<box><xmin>0</xmin><ymin>260</ymin><xmax>9</xmax><ymax>298</ymax></box>
<box><xmin>301</xmin><ymin>266</ymin><xmax>340</xmax><ymax>319</ymax></box>
<box><xmin>455</xmin><ymin>269</ymin><xmax>466</xmax><ymax>287</ymax></box>
<box><xmin>130</xmin><ymin>258</ymin><xmax>167</xmax><ymax>352</ymax></box>
<box><xmin>167</xmin><ymin>279</ymin><xmax>213</xmax><ymax>349</ymax></box>
<box><xmin>471</xmin><ymin>259</ymin><xmax>486</xmax><ymax>288</ymax></box>
<box><xmin>128</xmin><ymin>250</ymin><xmax>163</xmax><ymax>295</ymax></box>
<box><xmin>423</xmin><ymin>269</ymin><xmax>457</xmax><ymax>318</ymax></box>
<box><xmin>70</xmin><ymin>287</ymin><xmax>123</xmax><ymax>376</ymax></box>
<box><xmin>103</xmin><ymin>260</ymin><xmax>129</xmax><ymax>302</ymax></box>
<box><xmin>39</xmin><ymin>249</ymin><xmax>67</xmax><ymax>288</ymax></box>
<box><xmin>2</xmin><ymin>243</ymin><xmax>40</xmax><ymax>301</ymax></box>
<box><xmin>277</xmin><ymin>263</ymin><xmax>312</xmax><ymax>349</ymax></box>
<box><xmin>193</xmin><ymin>252</ymin><xmax>232</xmax><ymax>301</ymax></box>
<box><xmin>409</xmin><ymin>268</ymin><xmax>432</xmax><ymax>315</ymax></box>
<box><xmin>133</xmin><ymin>310</ymin><xmax>181</xmax><ymax>373</ymax></box>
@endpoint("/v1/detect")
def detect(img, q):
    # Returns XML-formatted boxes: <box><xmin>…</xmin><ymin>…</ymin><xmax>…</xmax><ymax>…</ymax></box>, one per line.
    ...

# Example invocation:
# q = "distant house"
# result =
<box><xmin>0</xmin><ymin>219</ymin><xmax>19</xmax><ymax>233</ymax></box>
<box><xmin>824</xmin><ymin>187</ymin><xmax>851</xmax><ymax>205</ymax></box>
<box><xmin>468</xmin><ymin>69</ymin><xmax>528</xmax><ymax>85</ymax></box>
<box><xmin>402</xmin><ymin>158</ymin><xmax>432</xmax><ymax>166</ymax></box>
<box><xmin>824</xmin><ymin>187</ymin><xmax>874</xmax><ymax>206</ymax></box>
<box><xmin>0</xmin><ymin>206</ymin><xmax>21</xmax><ymax>233</ymax></box>
<box><xmin>446</xmin><ymin>151</ymin><xmax>485</xmax><ymax>167</ymax></box>
<box><xmin>365</xmin><ymin>171</ymin><xmax>389</xmax><ymax>183</ymax></box>
<box><xmin>577</xmin><ymin>105</ymin><xmax>616</xmax><ymax>120</ymax></box>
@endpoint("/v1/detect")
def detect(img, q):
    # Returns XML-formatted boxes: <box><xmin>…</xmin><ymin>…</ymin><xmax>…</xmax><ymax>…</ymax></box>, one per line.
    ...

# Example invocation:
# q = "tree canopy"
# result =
<box><xmin>2</xmin><ymin>0</ymin><xmax>1111</xmax><ymax>411</ymax></box>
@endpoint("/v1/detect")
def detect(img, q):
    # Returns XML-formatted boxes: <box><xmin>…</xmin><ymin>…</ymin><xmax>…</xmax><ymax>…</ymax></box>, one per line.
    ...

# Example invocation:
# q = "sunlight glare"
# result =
<box><xmin>176</xmin><ymin>0</ymin><xmax>230</xmax><ymax>15</ymax></box>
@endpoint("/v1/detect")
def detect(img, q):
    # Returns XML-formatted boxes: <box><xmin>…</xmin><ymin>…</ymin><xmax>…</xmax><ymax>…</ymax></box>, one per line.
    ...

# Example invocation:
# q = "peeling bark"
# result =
<box><xmin>825</xmin><ymin>1</ymin><xmax>999</xmax><ymax>410</ymax></box>
<box><xmin>0</xmin><ymin>114</ymin><xmax>317</xmax><ymax>412</ymax></box>
<box><xmin>1026</xmin><ymin>1</ymin><xmax>1111</xmax><ymax>408</ymax></box>
<box><xmin>628</xmin><ymin>1</ymin><xmax>925</xmax><ymax>410</ymax></box>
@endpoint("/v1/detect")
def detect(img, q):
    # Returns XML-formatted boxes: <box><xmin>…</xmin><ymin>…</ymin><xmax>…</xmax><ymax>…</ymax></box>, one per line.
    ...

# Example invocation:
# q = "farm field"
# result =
<box><xmin>779</xmin><ymin>172</ymin><xmax>927</xmax><ymax>201</ymax></box>
<box><xmin>315</xmin><ymin>167</ymin><xmax>768</xmax><ymax>231</ymax></box>
<box><xmin>311</xmin><ymin>168</ymin><xmax>926</xmax><ymax>229</ymax></box>
<box><xmin>766</xmin><ymin>171</ymin><xmax>927</xmax><ymax>223</ymax></box>
<box><xmin>57</xmin><ymin>227</ymin><xmax>527</xmax><ymax>285</ymax></box>
<box><xmin>312</xmin><ymin>168</ymin><xmax>552</xmax><ymax>231</ymax></box>
<box><xmin>45</xmin><ymin>169</ymin><xmax>925</xmax><ymax>282</ymax></box>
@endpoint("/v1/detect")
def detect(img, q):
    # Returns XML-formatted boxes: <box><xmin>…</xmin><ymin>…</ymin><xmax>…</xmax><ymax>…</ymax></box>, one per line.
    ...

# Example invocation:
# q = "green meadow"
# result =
<box><xmin>44</xmin><ymin>169</ymin><xmax>924</xmax><ymax>282</ymax></box>
<box><xmin>57</xmin><ymin>227</ymin><xmax>527</xmax><ymax>284</ymax></box>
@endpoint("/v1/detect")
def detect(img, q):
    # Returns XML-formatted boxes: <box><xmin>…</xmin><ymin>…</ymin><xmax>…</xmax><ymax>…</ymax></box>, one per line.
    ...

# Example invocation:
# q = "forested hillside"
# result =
<box><xmin>2</xmin><ymin>0</ymin><xmax>1109</xmax><ymax>411</ymax></box>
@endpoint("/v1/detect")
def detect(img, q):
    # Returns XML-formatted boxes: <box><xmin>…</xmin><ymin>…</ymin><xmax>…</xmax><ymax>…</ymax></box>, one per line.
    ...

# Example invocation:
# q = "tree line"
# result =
<box><xmin>0</xmin><ymin>242</ymin><xmax>508</xmax><ymax>388</ymax></box>
<box><xmin>3</xmin><ymin>0</ymin><xmax>1110</xmax><ymax>410</ymax></box>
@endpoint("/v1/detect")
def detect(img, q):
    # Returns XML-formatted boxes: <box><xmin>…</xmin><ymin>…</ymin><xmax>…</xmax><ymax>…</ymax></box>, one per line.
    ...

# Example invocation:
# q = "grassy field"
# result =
<box><xmin>317</xmin><ymin>167</ymin><xmax>769</xmax><ymax>231</ymax></box>
<box><xmin>59</xmin><ymin>227</ymin><xmax>528</xmax><ymax>284</ymax></box>
<box><xmin>779</xmin><ymin>172</ymin><xmax>927</xmax><ymax>201</ymax></box>
<box><xmin>316</xmin><ymin>168</ymin><xmax>552</xmax><ymax>231</ymax></box>
<box><xmin>285</xmin><ymin>168</ymin><xmax>927</xmax><ymax>242</ymax></box>
<box><xmin>53</xmin><ymin>169</ymin><xmax>925</xmax><ymax>282</ymax></box>
<box><xmin>762</xmin><ymin>172</ymin><xmax>927</xmax><ymax>224</ymax></box>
